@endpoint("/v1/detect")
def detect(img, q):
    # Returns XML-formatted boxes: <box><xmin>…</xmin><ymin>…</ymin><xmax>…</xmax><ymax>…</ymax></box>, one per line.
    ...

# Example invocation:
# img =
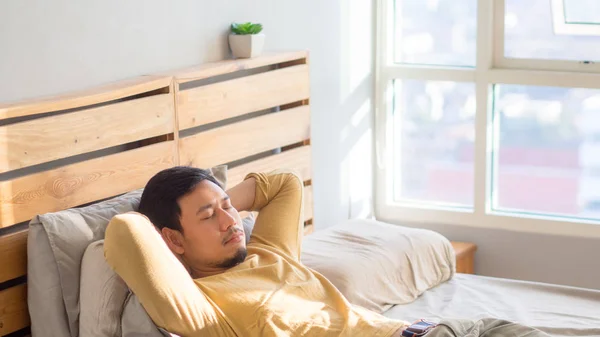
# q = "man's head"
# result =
<box><xmin>138</xmin><ymin>166</ymin><xmax>247</xmax><ymax>276</ymax></box>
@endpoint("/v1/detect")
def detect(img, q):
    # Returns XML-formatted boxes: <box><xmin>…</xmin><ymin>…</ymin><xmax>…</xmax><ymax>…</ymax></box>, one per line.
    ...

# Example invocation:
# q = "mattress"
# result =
<box><xmin>383</xmin><ymin>274</ymin><xmax>600</xmax><ymax>336</ymax></box>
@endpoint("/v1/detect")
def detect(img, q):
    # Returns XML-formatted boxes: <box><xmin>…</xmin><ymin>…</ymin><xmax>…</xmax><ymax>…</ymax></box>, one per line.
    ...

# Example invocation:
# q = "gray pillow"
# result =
<box><xmin>27</xmin><ymin>165</ymin><xmax>236</xmax><ymax>337</ymax></box>
<box><xmin>28</xmin><ymin>188</ymin><xmax>143</xmax><ymax>337</ymax></box>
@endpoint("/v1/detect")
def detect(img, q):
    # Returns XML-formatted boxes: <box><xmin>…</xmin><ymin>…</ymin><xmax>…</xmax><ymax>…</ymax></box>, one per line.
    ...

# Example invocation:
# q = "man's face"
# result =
<box><xmin>176</xmin><ymin>180</ymin><xmax>247</xmax><ymax>271</ymax></box>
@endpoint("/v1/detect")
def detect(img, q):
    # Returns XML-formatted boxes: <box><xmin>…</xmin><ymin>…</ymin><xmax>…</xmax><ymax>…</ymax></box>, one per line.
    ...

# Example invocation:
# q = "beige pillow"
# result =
<box><xmin>300</xmin><ymin>218</ymin><xmax>456</xmax><ymax>313</ymax></box>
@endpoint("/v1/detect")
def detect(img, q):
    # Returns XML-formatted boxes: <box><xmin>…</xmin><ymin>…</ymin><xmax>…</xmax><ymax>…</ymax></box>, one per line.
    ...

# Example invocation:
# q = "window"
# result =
<box><xmin>504</xmin><ymin>0</ymin><xmax>600</xmax><ymax>62</ymax></box>
<box><xmin>393</xmin><ymin>80</ymin><xmax>475</xmax><ymax>207</ymax></box>
<box><xmin>376</xmin><ymin>0</ymin><xmax>600</xmax><ymax>237</ymax></box>
<box><xmin>394</xmin><ymin>0</ymin><xmax>477</xmax><ymax>67</ymax></box>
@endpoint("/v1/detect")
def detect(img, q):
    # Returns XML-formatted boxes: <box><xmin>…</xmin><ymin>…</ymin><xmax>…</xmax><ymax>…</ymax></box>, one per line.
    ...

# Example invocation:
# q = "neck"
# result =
<box><xmin>190</xmin><ymin>266</ymin><xmax>228</xmax><ymax>279</ymax></box>
<box><xmin>177</xmin><ymin>254</ymin><xmax>228</xmax><ymax>279</ymax></box>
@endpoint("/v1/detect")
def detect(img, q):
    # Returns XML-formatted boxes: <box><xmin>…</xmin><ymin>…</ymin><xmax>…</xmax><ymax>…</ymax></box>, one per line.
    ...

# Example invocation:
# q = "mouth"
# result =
<box><xmin>224</xmin><ymin>231</ymin><xmax>244</xmax><ymax>245</ymax></box>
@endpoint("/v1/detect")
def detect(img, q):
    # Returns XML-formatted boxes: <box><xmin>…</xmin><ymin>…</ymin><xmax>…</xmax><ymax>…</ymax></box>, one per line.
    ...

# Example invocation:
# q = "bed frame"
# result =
<box><xmin>0</xmin><ymin>51</ymin><xmax>313</xmax><ymax>337</ymax></box>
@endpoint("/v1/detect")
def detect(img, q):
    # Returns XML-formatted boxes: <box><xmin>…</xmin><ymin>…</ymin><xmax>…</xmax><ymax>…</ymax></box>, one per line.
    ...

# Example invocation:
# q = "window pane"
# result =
<box><xmin>505</xmin><ymin>0</ymin><xmax>600</xmax><ymax>62</ymax></box>
<box><xmin>394</xmin><ymin>0</ymin><xmax>477</xmax><ymax>67</ymax></box>
<box><xmin>564</xmin><ymin>0</ymin><xmax>600</xmax><ymax>24</ymax></box>
<box><xmin>393</xmin><ymin>80</ymin><xmax>475</xmax><ymax>207</ymax></box>
<box><xmin>493</xmin><ymin>85</ymin><xmax>600</xmax><ymax>221</ymax></box>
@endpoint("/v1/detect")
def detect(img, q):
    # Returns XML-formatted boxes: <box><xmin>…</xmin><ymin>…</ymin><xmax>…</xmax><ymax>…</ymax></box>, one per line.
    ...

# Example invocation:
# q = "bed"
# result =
<box><xmin>0</xmin><ymin>50</ymin><xmax>599</xmax><ymax>337</ymax></box>
<box><xmin>383</xmin><ymin>273</ymin><xmax>600</xmax><ymax>336</ymax></box>
<box><xmin>0</xmin><ymin>51</ymin><xmax>313</xmax><ymax>336</ymax></box>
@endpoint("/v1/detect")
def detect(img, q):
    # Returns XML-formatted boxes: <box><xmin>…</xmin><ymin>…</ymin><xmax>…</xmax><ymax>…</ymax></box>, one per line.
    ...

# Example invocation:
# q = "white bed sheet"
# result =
<box><xmin>383</xmin><ymin>274</ymin><xmax>600</xmax><ymax>336</ymax></box>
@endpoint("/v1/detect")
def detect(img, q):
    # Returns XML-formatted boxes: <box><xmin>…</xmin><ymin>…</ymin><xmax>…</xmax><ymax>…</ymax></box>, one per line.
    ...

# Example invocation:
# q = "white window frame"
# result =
<box><xmin>552</xmin><ymin>0</ymin><xmax>600</xmax><ymax>36</ymax></box>
<box><xmin>375</xmin><ymin>0</ymin><xmax>600</xmax><ymax>239</ymax></box>
<box><xmin>494</xmin><ymin>0</ymin><xmax>600</xmax><ymax>73</ymax></box>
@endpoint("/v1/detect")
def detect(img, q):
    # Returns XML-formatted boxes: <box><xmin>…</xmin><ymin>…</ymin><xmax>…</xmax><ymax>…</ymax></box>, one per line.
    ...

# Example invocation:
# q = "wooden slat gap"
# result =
<box><xmin>0</xmin><ymin>88</ymin><xmax>170</xmax><ymax>127</ymax></box>
<box><xmin>1</xmin><ymin>141</ymin><xmax>176</xmax><ymax>228</ymax></box>
<box><xmin>178</xmin><ymin>108</ymin><xmax>275</xmax><ymax>136</ymax></box>
<box><xmin>171</xmin><ymin>51</ymin><xmax>308</xmax><ymax>84</ymax></box>
<box><xmin>177</xmin><ymin>65</ymin><xmax>275</xmax><ymax>91</ymax></box>
<box><xmin>278</xmin><ymin>57</ymin><xmax>308</xmax><ymax>68</ymax></box>
<box><xmin>179</xmin><ymin>106</ymin><xmax>310</xmax><ymax>169</ymax></box>
<box><xmin>0</xmin><ymin>276</ymin><xmax>27</xmax><ymax>292</ymax></box>
<box><xmin>0</xmin><ymin>75</ymin><xmax>172</xmax><ymax>121</ymax></box>
<box><xmin>3</xmin><ymin>326</ymin><xmax>31</xmax><ymax>337</ymax></box>
<box><xmin>177</xmin><ymin>64</ymin><xmax>309</xmax><ymax>130</ymax></box>
<box><xmin>281</xmin><ymin>140</ymin><xmax>310</xmax><ymax>152</ymax></box>
<box><xmin>0</xmin><ymin>134</ymin><xmax>172</xmax><ymax>181</ymax></box>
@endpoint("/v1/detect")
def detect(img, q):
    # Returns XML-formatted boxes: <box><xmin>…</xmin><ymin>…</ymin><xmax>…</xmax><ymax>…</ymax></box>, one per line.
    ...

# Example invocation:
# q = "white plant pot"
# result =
<box><xmin>229</xmin><ymin>33</ymin><xmax>265</xmax><ymax>58</ymax></box>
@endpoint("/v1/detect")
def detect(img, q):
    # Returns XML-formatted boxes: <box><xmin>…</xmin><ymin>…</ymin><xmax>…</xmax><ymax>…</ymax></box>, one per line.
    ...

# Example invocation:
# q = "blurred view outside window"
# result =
<box><xmin>390</xmin><ymin>0</ymin><xmax>600</xmax><ymax>222</ymax></box>
<box><xmin>505</xmin><ymin>0</ymin><xmax>600</xmax><ymax>61</ymax></box>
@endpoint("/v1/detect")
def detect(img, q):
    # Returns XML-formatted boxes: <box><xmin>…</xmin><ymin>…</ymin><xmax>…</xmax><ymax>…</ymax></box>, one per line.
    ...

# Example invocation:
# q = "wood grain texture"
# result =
<box><xmin>172</xmin><ymin>51</ymin><xmax>308</xmax><ymax>84</ymax></box>
<box><xmin>0</xmin><ymin>75</ymin><xmax>171</xmax><ymax>120</ymax></box>
<box><xmin>0</xmin><ymin>284</ymin><xmax>29</xmax><ymax>336</ymax></box>
<box><xmin>177</xmin><ymin>65</ymin><xmax>310</xmax><ymax>130</ymax></box>
<box><xmin>0</xmin><ymin>230</ymin><xmax>28</xmax><ymax>283</ymax></box>
<box><xmin>0</xmin><ymin>93</ymin><xmax>174</xmax><ymax>173</ymax></box>
<box><xmin>179</xmin><ymin>106</ymin><xmax>310</xmax><ymax>169</ymax></box>
<box><xmin>227</xmin><ymin>146</ymin><xmax>312</xmax><ymax>187</ymax></box>
<box><xmin>451</xmin><ymin>241</ymin><xmax>477</xmax><ymax>274</ymax></box>
<box><xmin>0</xmin><ymin>141</ymin><xmax>176</xmax><ymax>228</ymax></box>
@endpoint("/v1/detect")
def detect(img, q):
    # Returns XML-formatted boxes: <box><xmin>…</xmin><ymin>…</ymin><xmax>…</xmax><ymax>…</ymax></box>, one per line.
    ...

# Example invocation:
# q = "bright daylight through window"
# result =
<box><xmin>377</xmin><ymin>0</ymin><xmax>600</xmax><ymax>237</ymax></box>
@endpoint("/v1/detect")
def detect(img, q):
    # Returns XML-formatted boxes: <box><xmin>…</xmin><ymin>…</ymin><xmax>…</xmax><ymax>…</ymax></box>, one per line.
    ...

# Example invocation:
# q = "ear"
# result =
<box><xmin>161</xmin><ymin>227</ymin><xmax>185</xmax><ymax>255</ymax></box>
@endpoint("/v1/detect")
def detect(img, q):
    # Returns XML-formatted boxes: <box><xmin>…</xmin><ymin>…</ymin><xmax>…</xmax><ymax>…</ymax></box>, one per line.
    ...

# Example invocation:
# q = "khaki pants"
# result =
<box><xmin>427</xmin><ymin>318</ymin><xmax>550</xmax><ymax>337</ymax></box>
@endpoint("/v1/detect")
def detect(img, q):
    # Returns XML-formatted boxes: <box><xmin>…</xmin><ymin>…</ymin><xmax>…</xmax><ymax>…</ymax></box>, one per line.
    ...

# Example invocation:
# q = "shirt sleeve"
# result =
<box><xmin>104</xmin><ymin>212</ymin><xmax>225</xmax><ymax>336</ymax></box>
<box><xmin>244</xmin><ymin>170</ymin><xmax>305</xmax><ymax>260</ymax></box>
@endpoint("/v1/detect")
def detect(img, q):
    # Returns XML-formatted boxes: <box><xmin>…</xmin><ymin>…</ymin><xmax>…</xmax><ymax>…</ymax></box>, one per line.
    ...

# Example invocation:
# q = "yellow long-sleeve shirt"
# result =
<box><xmin>105</xmin><ymin>171</ymin><xmax>405</xmax><ymax>336</ymax></box>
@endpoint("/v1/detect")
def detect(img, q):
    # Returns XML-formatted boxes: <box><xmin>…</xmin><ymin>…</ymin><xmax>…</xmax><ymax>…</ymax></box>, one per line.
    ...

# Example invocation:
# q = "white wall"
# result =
<box><xmin>0</xmin><ymin>0</ymin><xmax>375</xmax><ymax>230</ymax></box>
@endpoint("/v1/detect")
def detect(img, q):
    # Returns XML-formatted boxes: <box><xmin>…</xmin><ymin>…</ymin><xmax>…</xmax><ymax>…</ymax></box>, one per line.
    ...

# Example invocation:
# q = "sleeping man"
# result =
<box><xmin>104</xmin><ymin>167</ymin><xmax>550</xmax><ymax>337</ymax></box>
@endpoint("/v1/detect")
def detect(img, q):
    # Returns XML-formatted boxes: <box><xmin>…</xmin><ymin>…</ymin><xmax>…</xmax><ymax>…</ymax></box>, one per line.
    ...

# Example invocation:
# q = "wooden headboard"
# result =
<box><xmin>0</xmin><ymin>51</ymin><xmax>312</xmax><ymax>337</ymax></box>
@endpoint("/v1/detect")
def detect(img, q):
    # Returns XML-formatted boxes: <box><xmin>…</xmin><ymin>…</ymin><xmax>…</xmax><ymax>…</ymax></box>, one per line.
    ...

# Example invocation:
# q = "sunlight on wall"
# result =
<box><xmin>348</xmin><ymin>129</ymin><xmax>374</xmax><ymax>218</ymax></box>
<box><xmin>339</xmin><ymin>0</ymin><xmax>372</xmax><ymax>103</ymax></box>
<box><xmin>340</xmin><ymin>100</ymin><xmax>371</xmax><ymax>143</ymax></box>
<box><xmin>337</xmin><ymin>0</ymin><xmax>374</xmax><ymax>220</ymax></box>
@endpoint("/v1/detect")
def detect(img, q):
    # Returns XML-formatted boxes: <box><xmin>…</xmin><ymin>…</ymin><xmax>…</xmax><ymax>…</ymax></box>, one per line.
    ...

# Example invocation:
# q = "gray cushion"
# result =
<box><xmin>28</xmin><ymin>188</ymin><xmax>143</xmax><ymax>337</ymax></box>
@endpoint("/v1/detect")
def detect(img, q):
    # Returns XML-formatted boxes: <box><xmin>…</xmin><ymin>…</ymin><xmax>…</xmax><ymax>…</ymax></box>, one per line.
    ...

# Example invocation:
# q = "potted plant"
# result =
<box><xmin>229</xmin><ymin>22</ymin><xmax>265</xmax><ymax>58</ymax></box>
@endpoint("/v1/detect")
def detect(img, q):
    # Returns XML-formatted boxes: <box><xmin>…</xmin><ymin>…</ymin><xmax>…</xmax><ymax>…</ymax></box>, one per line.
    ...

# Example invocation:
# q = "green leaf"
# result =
<box><xmin>230</xmin><ymin>22</ymin><xmax>263</xmax><ymax>35</ymax></box>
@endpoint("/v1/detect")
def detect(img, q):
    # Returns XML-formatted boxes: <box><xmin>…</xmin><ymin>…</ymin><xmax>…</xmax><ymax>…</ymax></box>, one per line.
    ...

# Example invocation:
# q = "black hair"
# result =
<box><xmin>138</xmin><ymin>166</ymin><xmax>222</xmax><ymax>232</ymax></box>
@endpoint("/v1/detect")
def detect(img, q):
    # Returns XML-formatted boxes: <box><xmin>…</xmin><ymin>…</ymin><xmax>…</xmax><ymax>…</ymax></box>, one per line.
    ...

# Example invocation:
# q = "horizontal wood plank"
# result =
<box><xmin>227</xmin><ymin>146</ymin><xmax>312</xmax><ymax>187</ymax></box>
<box><xmin>0</xmin><ymin>93</ymin><xmax>174</xmax><ymax>173</ymax></box>
<box><xmin>304</xmin><ymin>185</ymin><xmax>313</xmax><ymax>222</ymax></box>
<box><xmin>0</xmin><ymin>284</ymin><xmax>29</xmax><ymax>336</ymax></box>
<box><xmin>0</xmin><ymin>75</ymin><xmax>171</xmax><ymax>120</ymax></box>
<box><xmin>172</xmin><ymin>51</ymin><xmax>308</xmax><ymax>84</ymax></box>
<box><xmin>179</xmin><ymin>106</ymin><xmax>310</xmax><ymax>169</ymax></box>
<box><xmin>0</xmin><ymin>230</ymin><xmax>28</xmax><ymax>283</ymax></box>
<box><xmin>0</xmin><ymin>141</ymin><xmax>176</xmax><ymax>228</ymax></box>
<box><xmin>178</xmin><ymin>65</ymin><xmax>310</xmax><ymax>130</ymax></box>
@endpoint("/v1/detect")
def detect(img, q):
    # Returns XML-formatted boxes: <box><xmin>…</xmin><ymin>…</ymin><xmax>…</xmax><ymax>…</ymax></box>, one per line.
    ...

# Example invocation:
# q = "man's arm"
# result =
<box><xmin>241</xmin><ymin>170</ymin><xmax>305</xmax><ymax>259</ymax></box>
<box><xmin>104</xmin><ymin>213</ymin><xmax>225</xmax><ymax>336</ymax></box>
<box><xmin>226</xmin><ymin>176</ymin><xmax>256</xmax><ymax>212</ymax></box>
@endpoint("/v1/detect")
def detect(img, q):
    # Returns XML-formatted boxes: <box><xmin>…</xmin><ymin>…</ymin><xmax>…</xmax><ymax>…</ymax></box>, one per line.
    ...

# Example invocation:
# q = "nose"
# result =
<box><xmin>216</xmin><ymin>207</ymin><xmax>236</xmax><ymax>232</ymax></box>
